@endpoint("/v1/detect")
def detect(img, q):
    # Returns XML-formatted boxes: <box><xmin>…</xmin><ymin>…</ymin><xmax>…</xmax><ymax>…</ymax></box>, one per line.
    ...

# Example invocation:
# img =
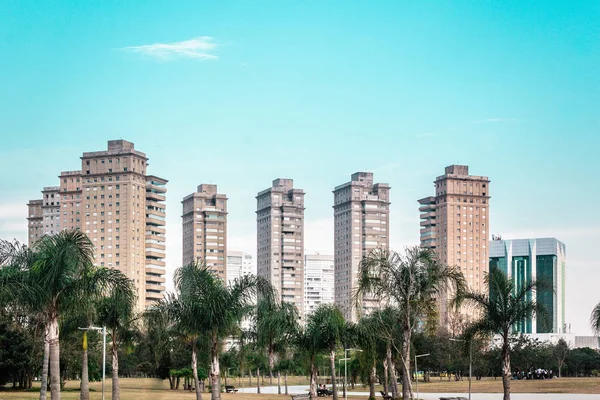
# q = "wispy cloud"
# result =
<box><xmin>121</xmin><ymin>36</ymin><xmax>218</xmax><ymax>61</ymax></box>
<box><xmin>471</xmin><ymin>118</ymin><xmax>520</xmax><ymax>124</ymax></box>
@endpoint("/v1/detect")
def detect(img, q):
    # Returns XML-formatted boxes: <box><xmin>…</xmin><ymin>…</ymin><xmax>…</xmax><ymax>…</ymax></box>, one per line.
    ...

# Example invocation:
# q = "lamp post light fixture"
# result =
<box><xmin>414</xmin><ymin>353</ymin><xmax>430</xmax><ymax>400</ymax></box>
<box><xmin>344</xmin><ymin>348</ymin><xmax>362</xmax><ymax>400</ymax></box>
<box><xmin>449</xmin><ymin>338</ymin><xmax>472</xmax><ymax>400</ymax></box>
<box><xmin>78</xmin><ymin>326</ymin><xmax>106</xmax><ymax>400</ymax></box>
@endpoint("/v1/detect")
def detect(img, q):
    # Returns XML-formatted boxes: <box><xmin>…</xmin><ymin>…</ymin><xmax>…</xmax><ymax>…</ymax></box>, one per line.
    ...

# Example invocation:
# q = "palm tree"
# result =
<box><xmin>97</xmin><ymin>279</ymin><xmax>137</xmax><ymax>400</ymax></box>
<box><xmin>455</xmin><ymin>267</ymin><xmax>547</xmax><ymax>400</ymax></box>
<box><xmin>253</xmin><ymin>296</ymin><xmax>299</xmax><ymax>386</ymax></box>
<box><xmin>309</xmin><ymin>304</ymin><xmax>346</xmax><ymax>400</ymax></box>
<box><xmin>295</xmin><ymin>314</ymin><xmax>322</xmax><ymax>398</ymax></box>
<box><xmin>161</xmin><ymin>261</ymin><xmax>273</xmax><ymax>400</ymax></box>
<box><xmin>355</xmin><ymin>315</ymin><xmax>380</xmax><ymax>400</ymax></box>
<box><xmin>356</xmin><ymin>247</ymin><xmax>466</xmax><ymax>400</ymax></box>
<box><xmin>591</xmin><ymin>302</ymin><xmax>600</xmax><ymax>336</ymax></box>
<box><xmin>1</xmin><ymin>231</ymin><xmax>134</xmax><ymax>400</ymax></box>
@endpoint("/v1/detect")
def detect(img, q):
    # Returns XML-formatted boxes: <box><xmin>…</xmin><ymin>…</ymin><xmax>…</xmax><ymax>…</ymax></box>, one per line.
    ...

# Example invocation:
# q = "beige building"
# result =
<box><xmin>333</xmin><ymin>172</ymin><xmax>390</xmax><ymax>322</ymax></box>
<box><xmin>418</xmin><ymin>165</ymin><xmax>490</xmax><ymax>327</ymax></box>
<box><xmin>182</xmin><ymin>184</ymin><xmax>228</xmax><ymax>279</ymax></box>
<box><xmin>256</xmin><ymin>179</ymin><xmax>305</xmax><ymax>318</ymax></box>
<box><xmin>27</xmin><ymin>140</ymin><xmax>167</xmax><ymax>310</ymax></box>
<box><xmin>26</xmin><ymin>199</ymin><xmax>43</xmax><ymax>245</ymax></box>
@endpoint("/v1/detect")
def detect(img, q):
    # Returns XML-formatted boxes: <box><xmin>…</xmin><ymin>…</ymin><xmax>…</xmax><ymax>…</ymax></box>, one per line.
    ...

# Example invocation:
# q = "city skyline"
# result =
<box><xmin>1</xmin><ymin>1</ymin><xmax>598</xmax><ymax>334</ymax></box>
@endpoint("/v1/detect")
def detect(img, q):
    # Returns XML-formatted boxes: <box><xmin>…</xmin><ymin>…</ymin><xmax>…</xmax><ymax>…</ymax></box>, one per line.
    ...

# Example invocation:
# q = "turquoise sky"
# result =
<box><xmin>1</xmin><ymin>1</ymin><xmax>598</xmax><ymax>334</ymax></box>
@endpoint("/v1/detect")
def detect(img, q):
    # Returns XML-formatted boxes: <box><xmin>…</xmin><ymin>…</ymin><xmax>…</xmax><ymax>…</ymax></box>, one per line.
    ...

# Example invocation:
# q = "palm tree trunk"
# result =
<box><xmin>48</xmin><ymin>316</ymin><xmax>61</xmax><ymax>400</ymax></box>
<box><xmin>501</xmin><ymin>335</ymin><xmax>511</xmax><ymax>400</ymax></box>
<box><xmin>329</xmin><ymin>349</ymin><xmax>338</xmax><ymax>400</ymax></box>
<box><xmin>80</xmin><ymin>331</ymin><xmax>89</xmax><ymax>400</ymax></box>
<box><xmin>369</xmin><ymin>362</ymin><xmax>376</xmax><ymax>400</ymax></box>
<box><xmin>383</xmin><ymin>357</ymin><xmax>389</xmax><ymax>395</ymax></box>
<box><xmin>330</xmin><ymin>349</ymin><xmax>338</xmax><ymax>400</ymax></box>
<box><xmin>191</xmin><ymin>343</ymin><xmax>203</xmax><ymax>400</ymax></box>
<box><xmin>284</xmin><ymin>371</ymin><xmax>288</xmax><ymax>395</ymax></box>
<box><xmin>112</xmin><ymin>334</ymin><xmax>120</xmax><ymax>400</ymax></box>
<box><xmin>386</xmin><ymin>343</ymin><xmax>399</xmax><ymax>400</ymax></box>
<box><xmin>309</xmin><ymin>358</ymin><xmax>317</xmax><ymax>399</ymax></box>
<box><xmin>400</xmin><ymin>329</ymin><xmax>412</xmax><ymax>400</ymax></box>
<box><xmin>256</xmin><ymin>368</ymin><xmax>260</xmax><ymax>394</ymax></box>
<box><xmin>277</xmin><ymin>371</ymin><xmax>281</xmax><ymax>394</ymax></box>
<box><xmin>210</xmin><ymin>335</ymin><xmax>220</xmax><ymax>400</ymax></box>
<box><xmin>269</xmin><ymin>345</ymin><xmax>274</xmax><ymax>385</ymax></box>
<box><xmin>40</xmin><ymin>328</ymin><xmax>50</xmax><ymax>400</ymax></box>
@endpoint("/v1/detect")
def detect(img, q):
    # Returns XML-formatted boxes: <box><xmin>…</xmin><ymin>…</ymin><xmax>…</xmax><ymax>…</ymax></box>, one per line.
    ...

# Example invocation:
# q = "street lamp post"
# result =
<box><xmin>414</xmin><ymin>353</ymin><xmax>430</xmax><ymax>400</ymax></box>
<box><xmin>344</xmin><ymin>348</ymin><xmax>362</xmax><ymax>400</ymax></box>
<box><xmin>78</xmin><ymin>326</ymin><xmax>106</xmax><ymax>400</ymax></box>
<box><xmin>449</xmin><ymin>338</ymin><xmax>472</xmax><ymax>400</ymax></box>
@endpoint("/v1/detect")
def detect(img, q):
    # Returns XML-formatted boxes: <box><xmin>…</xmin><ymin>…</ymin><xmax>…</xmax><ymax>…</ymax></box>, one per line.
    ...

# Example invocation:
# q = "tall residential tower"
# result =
<box><xmin>256</xmin><ymin>179</ymin><xmax>305</xmax><ymax>317</ymax></box>
<box><xmin>26</xmin><ymin>140</ymin><xmax>168</xmax><ymax>309</ymax></box>
<box><xmin>333</xmin><ymin>172</ymin><xmax>390</xmax><ymax>322</ymax></box>
<box><xmin>418</xmin><ymin>165</ymin><xmax>490</xmax><ymax>326</ymax></box>
<box><xmin>182</xmin><ymin>184</ymin><xmax>228</xmax><ymax>279</ymax></box>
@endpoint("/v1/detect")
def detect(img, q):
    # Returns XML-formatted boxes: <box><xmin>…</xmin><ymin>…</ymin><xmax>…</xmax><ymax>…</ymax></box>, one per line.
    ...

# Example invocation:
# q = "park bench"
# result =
<box><xmin>291</xmin><ymin>394</ymin><xmax>311</xmax><ymax>400</ymax></box>
<box><xmin>380</xmin><ymin>391</ymin><xmax>392</xmax><ymax>400</ymax></box>
<box><xmin>439</xmin><ymin>397</ymin><xmax>468</xmax><ymax>400</ymax></box>
<box><xmin>225</xmin><ymin>385</ymin><xmax>238</xmax><ymax>393</ymax></box>
<box><xmin>317</xmin><ymin>388</ymin><xmax>333</xmax><ymax>396</ymax></box>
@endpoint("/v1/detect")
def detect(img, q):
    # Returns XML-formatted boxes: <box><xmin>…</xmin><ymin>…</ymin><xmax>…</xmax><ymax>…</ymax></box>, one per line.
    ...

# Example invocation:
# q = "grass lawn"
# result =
<box><xmin>1</xmin><ymin>377</ymin><xmax>599</xmax><ymax>399</ymax></box>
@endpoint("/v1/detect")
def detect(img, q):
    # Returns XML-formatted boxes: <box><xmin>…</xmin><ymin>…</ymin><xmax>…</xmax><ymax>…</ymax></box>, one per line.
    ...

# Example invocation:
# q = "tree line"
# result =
<box><xmin>1</xmin><ymin>230</ymin><xmax>599</xmax><ymax>400</ymax></box>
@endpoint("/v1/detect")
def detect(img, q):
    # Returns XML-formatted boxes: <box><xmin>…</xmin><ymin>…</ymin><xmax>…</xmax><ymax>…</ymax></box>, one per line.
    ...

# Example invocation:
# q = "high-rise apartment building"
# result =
<box><xmin>333</xmin><ymin>172</ymin><xmax>390</xmax><ymax>322</ymax></box>
<box><xmin>26</xmin><ymin>200</ymin><xmax>43</xmax><ymax>245</ymax></box>
<box><xmin>304</xmin><ymin>253</ymin><xmax>334</xmax><ymax>320</ymax></box>
<box><xmin>26</xmin><ymin>140</ymin><xmax>168</xmax><ymax>310</ymax></box>
<box><xmin>182</xmin><ymin>184</ymin><xmax>228</xmax><ymax>279</ymax></box>
<box><xmin>226</xmin><ymin>251</ymin><xmax>256</xmax><ymax>286</ymax></box>
<box><xmin>256</xmin><ymin>179</ymin><xmax>305</xmax><ymax>317</ymax></box>
<box><xmin>27</xmin><ymin>187</ymin><xmax>62</xmax><ymax>245</ymax></box>
<box><xmin>418</xmin><ymin>165</ymin><xmax>490</xmax><ymax>325</ymax></box>
<box><xmin>489</xmin><ymin>238</ymin><xmax>566</xmax><ymax>334</ymax></box>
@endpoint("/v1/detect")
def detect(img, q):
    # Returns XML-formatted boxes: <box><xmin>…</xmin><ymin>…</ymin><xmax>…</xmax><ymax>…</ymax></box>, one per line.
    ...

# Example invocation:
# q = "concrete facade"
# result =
<box><xmin>418</xmin><ymin>165</ymin><xmax>490</xmax><ymax>326</ymax></box>
<box><xmin>333</xmin><ymin>172</ymin><xmax>390</xmax><ymax>322</ymax></box>
<box><xmin>256</xmin><ymin>179</ymin><xmax>305</xmax><ymax>318</ymax></box>
<box><xmin>182</xmin><ymin>184</ymin><xmax>228</xmax><ymax>280</ymax></box>
<box><xmin>304</xmin><ymin>253</ymin><xmax>335</xmax><ymax>320</ymax></box>
<box><xmin>26</xmin><ymin>140</ymin><xmax>168</xmax><ymax>310</ymax></box>
<box><xmin>489</xmin><ymin>237</ymin><xmax>567</xmax><ymax>334</ymax></box>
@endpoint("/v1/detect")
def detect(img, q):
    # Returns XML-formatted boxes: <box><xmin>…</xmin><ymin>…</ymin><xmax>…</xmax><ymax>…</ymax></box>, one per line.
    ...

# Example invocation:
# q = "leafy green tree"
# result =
<box><xmin>455</xmin><ymin>268</ymin><xmax>547</xmax><ymax>400</ymax></box>
<box><xmin>554</xmin><ymin>338</ymin><xmax>570</xmax><ymax>378</ymax></box>
<box><xmin>0</xmin><ymin>318</ymin><xmax>35</xmax><ymax>387</ymax></box>
<box><xmin>357</xmin><ymin>247</ymin><xmax>466</xmax><ymax>400</ymax></box>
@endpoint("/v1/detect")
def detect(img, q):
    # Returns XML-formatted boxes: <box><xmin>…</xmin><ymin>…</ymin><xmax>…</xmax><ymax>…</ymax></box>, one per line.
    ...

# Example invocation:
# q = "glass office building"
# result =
<box><xmin>489</xmin><ymin>238</ymin><xmax>566</xmax><ymax>334</ymax></box>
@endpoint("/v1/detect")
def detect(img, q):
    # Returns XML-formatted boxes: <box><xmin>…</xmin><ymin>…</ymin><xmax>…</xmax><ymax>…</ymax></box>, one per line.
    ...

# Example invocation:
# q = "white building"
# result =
<box><xmin>226</xmin><ymin>251</ymin><xmax>256</xmax><ymax>286</ymax></box>
<box><xmin>304</xmin><ymin>253</ymin><xmax>335</xmax><ymax>320</ymax></box>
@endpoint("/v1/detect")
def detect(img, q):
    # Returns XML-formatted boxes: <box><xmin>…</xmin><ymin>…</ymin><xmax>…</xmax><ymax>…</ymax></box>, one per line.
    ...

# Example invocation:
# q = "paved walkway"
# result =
<box><xmin>239</xmin><ymin>385</ymin><xmax>600</xmax><ymax>399</ymax></box>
